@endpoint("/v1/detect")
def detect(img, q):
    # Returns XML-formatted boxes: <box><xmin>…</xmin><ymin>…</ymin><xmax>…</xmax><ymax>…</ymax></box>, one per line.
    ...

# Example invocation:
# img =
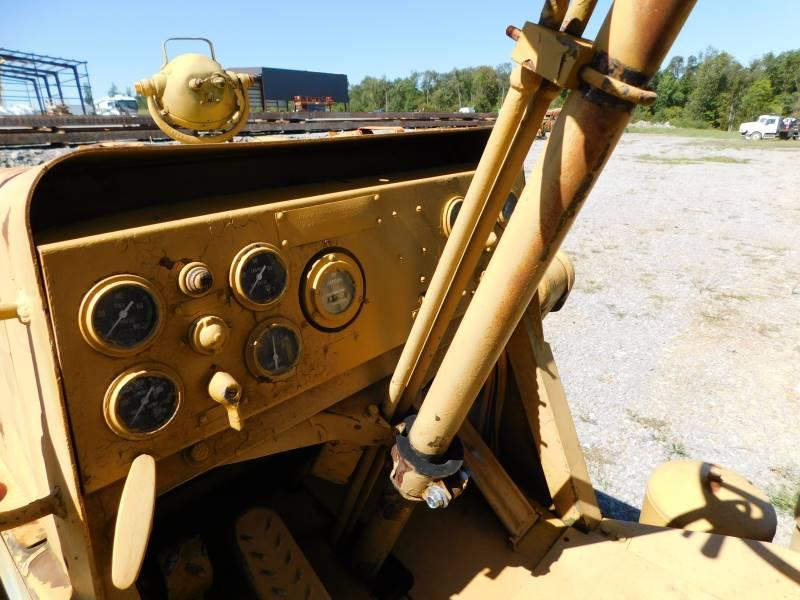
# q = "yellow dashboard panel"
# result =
<box><xmin>38</xmin><ymin>169</ymin><xmax>493</xmax><ymax>493</ymax></box>
<box><xmin>27</xmin><ymin>128</ymin><xmax>523</xmax><ymax>495</ymax></box>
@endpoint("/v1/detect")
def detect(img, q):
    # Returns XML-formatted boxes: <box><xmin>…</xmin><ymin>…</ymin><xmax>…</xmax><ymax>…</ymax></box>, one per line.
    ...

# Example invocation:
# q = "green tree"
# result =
<box><xmin>685</xmin><ymin>51</ymin><xmax>744</xmax><ymax>128</ymax></box>
<box><xmin>108</xmin><ymin>83</ymin><xmax>119</xmax><ymax>96</ymax></box>
<box><xmin>738</xmin><ymin>77</ymin><xmax>778</xmax><ymax>122</ymax></box>
<box><xmin>470</xmin><ymin>66</ymin><xmax>500</xmax><ymax>112</ymax></box>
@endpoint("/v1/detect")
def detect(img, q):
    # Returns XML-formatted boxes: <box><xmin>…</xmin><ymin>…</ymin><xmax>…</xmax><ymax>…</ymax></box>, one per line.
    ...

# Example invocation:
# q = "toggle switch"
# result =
<box><xmin>208</xmin><ymin>371</ymin><xmax>244</xmax><ymax>431</ymax></box>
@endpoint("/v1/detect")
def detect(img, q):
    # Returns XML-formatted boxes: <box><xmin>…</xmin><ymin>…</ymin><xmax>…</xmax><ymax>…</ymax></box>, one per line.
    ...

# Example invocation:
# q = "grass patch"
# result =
<box><xmin>627</xmin><ymin>127</ymin><xmax>800</xmax><ymax>150</ymax></box>
<box><xmin>634</xmin><ymin>153</ymin><xmax>749</xmax><ymax>165</ymax></box>
<box><xmin>769</xmin><ymin>485</ymin><xmax>800</xmax><ymax>515</ymax></box>
<box><xmin>626</xmin><ymin>409</ymin><xmax>669</xmax><ymax>440</ymax></box>
<box><xmin>581</xmin><ymin>279</ymin><xmax>605</xmax><ymax>294</ymax></box>
<box><xmin>713</xmin><ymin>291</ymin><xmax>755</xmax><ymax>302</ymax></box>
<box><xmin>669</xmin><ymin>441</ymin><xmax>688</xmax><ymax>458</ymax></box>
<box><xmin>627</xmin><ymin>127</ymin><xmax>740</xmax><ymax>139</ymax></box>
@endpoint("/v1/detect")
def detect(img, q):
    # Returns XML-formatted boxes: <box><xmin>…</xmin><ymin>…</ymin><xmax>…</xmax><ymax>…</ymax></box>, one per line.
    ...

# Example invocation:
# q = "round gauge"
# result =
<box><xmin>499</xmin><ymin>191</ymin><xmax>518</xmax><ymax>226</ymax></box>
<box><xmin>104</xmin><ymin>365</ymin><xmax>182</xmax><ymax>439</ymax></box>
<box><xmin>79</xmin><ymin>275</ymin><xmax>165</xmax><ymax>356</ymax></box>
<box><xmin>229</xmin><ymin>243</ymin><xmax>288</xmax><ymax>310</ymax></box>
<box><xmin>301</xmin><ymin>251</ymin><xmax>365</xmax><ymax>331</ymax></box>
<box><xmin>441</xmin><ymin>196</ymin><xmax>464</xmax><ymax>236</ymax></box>
<box><xmin>246</xmin><ymin>319</ymin><xmax>302</xmax><ymax>380</ymax></box>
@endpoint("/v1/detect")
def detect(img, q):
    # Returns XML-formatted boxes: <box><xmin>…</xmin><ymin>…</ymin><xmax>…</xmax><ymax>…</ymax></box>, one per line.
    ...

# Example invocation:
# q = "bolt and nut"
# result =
<box><xmin>423</xmin><ymin>486</ymin><xmax>449</xmax><ymax>510</ymax></box>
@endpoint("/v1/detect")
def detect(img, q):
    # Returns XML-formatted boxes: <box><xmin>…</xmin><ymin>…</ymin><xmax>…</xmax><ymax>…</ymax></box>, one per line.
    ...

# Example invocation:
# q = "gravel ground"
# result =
<box><xmin>2</xmin><ymin>131</ymin><xmax>798</xmax><ymax>546</ymax></box>
<box><xmin>527</xmin><ymin>133</ymin><xmax>800</xmax><ymax>546</ymax></box>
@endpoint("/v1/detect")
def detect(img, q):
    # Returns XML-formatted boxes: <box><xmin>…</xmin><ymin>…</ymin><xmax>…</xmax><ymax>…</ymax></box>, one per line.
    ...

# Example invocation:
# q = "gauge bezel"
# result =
<box><xmin>245</xmin><ymin>318</ymin><xmax>303</xmax><ymax>381</ymax></box>
<box><xmin>79</xmin><ymin>274</ymin><xmax>166</xmax><ymax>357</ymax></box>
<box><xmin>498</xmin><ymin>191</ymin><xmax>519</xmax><ymax>227</ymax></box>
<box><xmin>441</xmin><ymin>196</ymin><xmax>464</xmax><ymax>237</ymax></box>
<box><xmin>301</xmin><ymin>251</ymin><xmax>365</xmax><ymax>331</ymax></box>
<box><xmin>103</xmin><ymin>363</ymin><xmax>183</xmax><ymax>440</ymax></box>
<box><xmin>229</xmin><ymin>243</ymin><xmax>289</xmax><ymax>311</ymax></box>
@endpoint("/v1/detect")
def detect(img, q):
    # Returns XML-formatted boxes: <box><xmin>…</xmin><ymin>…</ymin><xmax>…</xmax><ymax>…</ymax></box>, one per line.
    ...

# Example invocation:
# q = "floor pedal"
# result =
<box><xmin>236</xmin><ymin>507</ymin><xmax>331</xmax><ymax>600</ymax></box>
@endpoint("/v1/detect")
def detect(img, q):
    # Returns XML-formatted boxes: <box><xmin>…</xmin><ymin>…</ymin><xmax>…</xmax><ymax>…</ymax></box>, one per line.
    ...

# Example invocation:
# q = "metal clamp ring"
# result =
<box><xmin>580</xmin><ymin>65</ymin><xmax>657</xmax><ymax>106</ymax></box>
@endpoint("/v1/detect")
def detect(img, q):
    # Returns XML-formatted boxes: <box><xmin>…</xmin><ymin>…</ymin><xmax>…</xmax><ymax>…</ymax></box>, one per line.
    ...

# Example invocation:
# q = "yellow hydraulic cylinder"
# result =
<box><xmin>409</xmin><ymin>0</ymin><xmax>697</xmax><ymax>461</ymax></box>
<box><xmin>409</xmin><ymin>0</ymin><xmax>697</xmax><ymax>459</ymax></box>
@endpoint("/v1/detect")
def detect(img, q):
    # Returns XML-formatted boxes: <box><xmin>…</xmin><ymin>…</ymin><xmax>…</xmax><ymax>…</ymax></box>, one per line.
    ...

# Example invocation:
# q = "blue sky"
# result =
<box><xmin>3</xmin><ymin>1</ymin><xmax>799</xmax><ymax>101</ymax></box>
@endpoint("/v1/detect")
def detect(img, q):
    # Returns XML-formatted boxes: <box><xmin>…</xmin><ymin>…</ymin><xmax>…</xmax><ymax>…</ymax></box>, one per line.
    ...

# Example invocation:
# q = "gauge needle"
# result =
<box><xmin>249</xmin><ymin>266</ymin><xmax>267</xmax><ymax>296</ymax></box>
<box><xmin>106</xmin><ymin>301</ymin><xmax>134</xmax><ymax>337</ymax></box>
<box><xmin>272</xmin><ymin>336</ymin><xmax>280</xmax><ymax>370</ymax></box>
<box><xmin>131</xmin><ymin>385</ymin><xmax>154</xmax><ymax>425</ymax></box>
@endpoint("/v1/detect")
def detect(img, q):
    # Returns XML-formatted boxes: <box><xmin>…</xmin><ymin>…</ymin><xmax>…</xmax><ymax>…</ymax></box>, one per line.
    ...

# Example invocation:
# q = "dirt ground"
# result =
<box><xmin>526</xmin><ymin>132</ymin><xmax>800</xmax><ymax>546</ymax></box>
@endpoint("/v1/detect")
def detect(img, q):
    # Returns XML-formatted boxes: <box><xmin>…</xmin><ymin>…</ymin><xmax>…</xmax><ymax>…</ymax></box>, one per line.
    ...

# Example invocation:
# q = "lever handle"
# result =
<box><xmin>209</xmin><ymin>371</ymin><xmax>244</xmax><ymax>431</ymax></box>
<box><xmin>112</xmin><ymin>454</ymin><xmax>156</xmax><ymax>590</ymax></box>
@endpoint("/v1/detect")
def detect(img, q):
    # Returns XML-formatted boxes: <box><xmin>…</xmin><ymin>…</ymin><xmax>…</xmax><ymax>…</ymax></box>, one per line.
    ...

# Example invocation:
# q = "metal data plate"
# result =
<box><xmin>236</xmin><ymin>507</ymin><xmax>331</xmax><ymax>600</ymax></box>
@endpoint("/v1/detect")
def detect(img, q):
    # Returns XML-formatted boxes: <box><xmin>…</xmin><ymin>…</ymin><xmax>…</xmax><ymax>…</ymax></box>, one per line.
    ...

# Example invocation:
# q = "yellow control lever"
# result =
<box><xmin>209</xmin><ymin>371</ymin><xmax>244</xmax><ymax>431</ymax></box>
<box><xmin>111</xmin><ymin>454</ymin><xmax>156</xmax><ymax>590</ymax></box>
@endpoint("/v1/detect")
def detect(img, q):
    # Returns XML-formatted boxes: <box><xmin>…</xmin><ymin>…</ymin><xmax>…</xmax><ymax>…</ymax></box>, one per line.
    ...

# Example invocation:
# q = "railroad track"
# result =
<box><xmin>0</xmin><ymin>111</ymin><xmax>496</xmax><ymax>147</ymax></box>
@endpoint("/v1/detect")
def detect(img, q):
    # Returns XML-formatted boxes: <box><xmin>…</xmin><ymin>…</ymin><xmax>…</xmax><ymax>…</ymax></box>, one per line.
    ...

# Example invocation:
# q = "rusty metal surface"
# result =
<box><xmin>0</xmin><ymin>112</ymin><xmax>497</xmax><ymax>147</ymax></box>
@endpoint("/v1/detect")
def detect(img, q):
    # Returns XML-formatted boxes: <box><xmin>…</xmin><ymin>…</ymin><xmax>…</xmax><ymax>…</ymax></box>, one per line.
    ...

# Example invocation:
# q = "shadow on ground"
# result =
<box><xmin>597</xmin><ymin>489</ymin><xmax>641</xmax><ymax>522</ymax></box>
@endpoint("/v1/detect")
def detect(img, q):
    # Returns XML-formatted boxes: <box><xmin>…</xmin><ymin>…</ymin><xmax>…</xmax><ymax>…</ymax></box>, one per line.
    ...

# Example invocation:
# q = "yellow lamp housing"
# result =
<box><xmin>135</xmin><ymin>38</ymin><xmax>256</xmax><ymax>144</ymax></box>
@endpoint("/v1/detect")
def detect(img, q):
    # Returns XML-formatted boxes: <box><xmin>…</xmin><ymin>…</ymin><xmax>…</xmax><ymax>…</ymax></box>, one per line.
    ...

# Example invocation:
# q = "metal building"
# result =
<box><xmin>232</xmin><ymin>67</ymin><xmax>349</xmax><ymax>112</ymax></box>
<box><xmin>0</xmin><ymin>49</ymin><xmax>94</xmax><ymax>115</ymax></box>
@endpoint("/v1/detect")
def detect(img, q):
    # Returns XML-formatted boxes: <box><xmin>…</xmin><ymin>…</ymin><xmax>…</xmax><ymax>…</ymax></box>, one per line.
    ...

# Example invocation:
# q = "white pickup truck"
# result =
<box><xmin>94</xmin><ymin>95</ymin><xmax>140</xmax><ymax>116</ymax></box>
<box><xmin>739</xmin><ymin>114</ymin><xmax>799</xmax><ymax>140</ymax></box>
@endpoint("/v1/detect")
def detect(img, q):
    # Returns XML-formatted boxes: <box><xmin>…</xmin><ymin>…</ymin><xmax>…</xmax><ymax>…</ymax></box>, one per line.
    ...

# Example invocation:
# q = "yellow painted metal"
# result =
<box><xmin>34</xmin><ymin>153</ymin><xmax>479</xmax><ymax>496</ymax></box>
<box><xmin>511</xmin><ymin>22</ymin><xmax>595</xmax><ymax>89</ymax></box>
<box><xmin>8</xmin><ymin>2</ymin><xmax>795</xmax><ymax>597</ymax></box>
<box><xmin>135</xmin><ymin>40</ymin><xmax>254</xmax><ymax>144</ymax></box>
<box><xmin>640</xmin><ymin>460</ymin><xmax>778</xmax><ymax>542</ymax></box>
<box><xmin>1</xmin><ymin>130</ymin><xmax>488</xmax><ymax>596</ymax></box>
<box><xmin>207</xmin><ymin>370</ymin><xmax>244</xmax><ymax>431</ymax></box>
<box><xmin>236</xmin><ymin>507</ymin><xmax>331</xmax><ymax>599</ymax></box>
<box><xmin>111</xmin><ymin>454</ymin><xmax>155</xmax><ymax>590</ymax></box>
<box><xmin>0</xmin><ymin>493</ymin><xmax>64</xmax><ymax>532</ymax></box>
<box><xmin>507</xmin><ymin>305</ymin><xmax>601</xmax><ymax>530</ymax></box>
<box><xmin>385</xmin><ymin>64</ymin><xmax>540</xmax><ymax>420</ymax></box>
<box><xmin>407</xmin><ymin>0</ymin><xmax>697</xmax><ymax>460</ymax></box>
<box><xmin>188</xmin><ymin>315</ymin><xmax>229</xmax><ymax>355</ymax></box>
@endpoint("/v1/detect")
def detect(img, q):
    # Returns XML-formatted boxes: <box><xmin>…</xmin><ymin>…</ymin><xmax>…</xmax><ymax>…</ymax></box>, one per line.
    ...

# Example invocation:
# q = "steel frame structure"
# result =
<box><xmin>0</xmin><ymin>48</ymin><xmax>94</xmax><ymax>115</ymax></box>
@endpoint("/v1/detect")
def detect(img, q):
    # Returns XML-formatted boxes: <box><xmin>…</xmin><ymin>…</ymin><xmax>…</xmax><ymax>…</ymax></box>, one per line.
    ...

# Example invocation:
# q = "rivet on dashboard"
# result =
<box><xmin>276</xmin><ymin>211</ymin><xmax>284</xmax><ymax>220</ymax></box>
<box><xmin>281</xmin><ymin>240</ymin><xmax>289</xmax><ymax>247</ymax></box>
<box><xmin>391</xmin><ymin>211</ymin><xmax>398</xmax><ymax>218</ymax></box>
<box><xmin>419</xmin><ymin>276</ymin><xmax>426</xmax><ymax>284</ymax></box>
<box><xmin>421</xmin><ymin>247</ymin><xmax>428</xmax><ymax>254</ymax></box>
<box><xmin>376</xmin><ymin>218</ymin><xmax>383</xmax><ymax>225</ymax></box>
<box><xmin>187</xmin><ymin>442</ymin><xmax>210</xmax><ymax>464</ymax></box>
<box><xmin>416</xmin><ymin>205</ymin><xmax>422</xmax><ymax>213</ymax></box>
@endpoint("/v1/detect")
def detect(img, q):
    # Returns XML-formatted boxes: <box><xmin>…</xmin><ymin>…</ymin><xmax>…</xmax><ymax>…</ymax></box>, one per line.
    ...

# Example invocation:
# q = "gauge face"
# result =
<box><xmin>105</xmin><ymin>366</ymin><xmax>181</xmax><ymax>439</ymax></box>
<box><xmin>247</xmin><ymin>320</ymin><xmax>302</xmax><ymax>379</ymax></box>
<box><xmin>80</xmin><ymin>276</ymin><xmax>164</xmax><ymax>356</ymax></box>
<box><xmin>319</xmin><ymin>269</ymin><xmax>356</xmax><ymax>315</ymax></box>
<box><xmin>500</xmin><ymin>192</ymin><xmax>518</xmax><ymax>225</ymax></box>
<box><xmin>230</xmin><ymin>243</ymin><xmax>288</xmax><ymax>310</ymax></box>
<box><xmin>301</xmin><ymin>251</ymin><xmax>365</xmax><ymax>331</ymax></box>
